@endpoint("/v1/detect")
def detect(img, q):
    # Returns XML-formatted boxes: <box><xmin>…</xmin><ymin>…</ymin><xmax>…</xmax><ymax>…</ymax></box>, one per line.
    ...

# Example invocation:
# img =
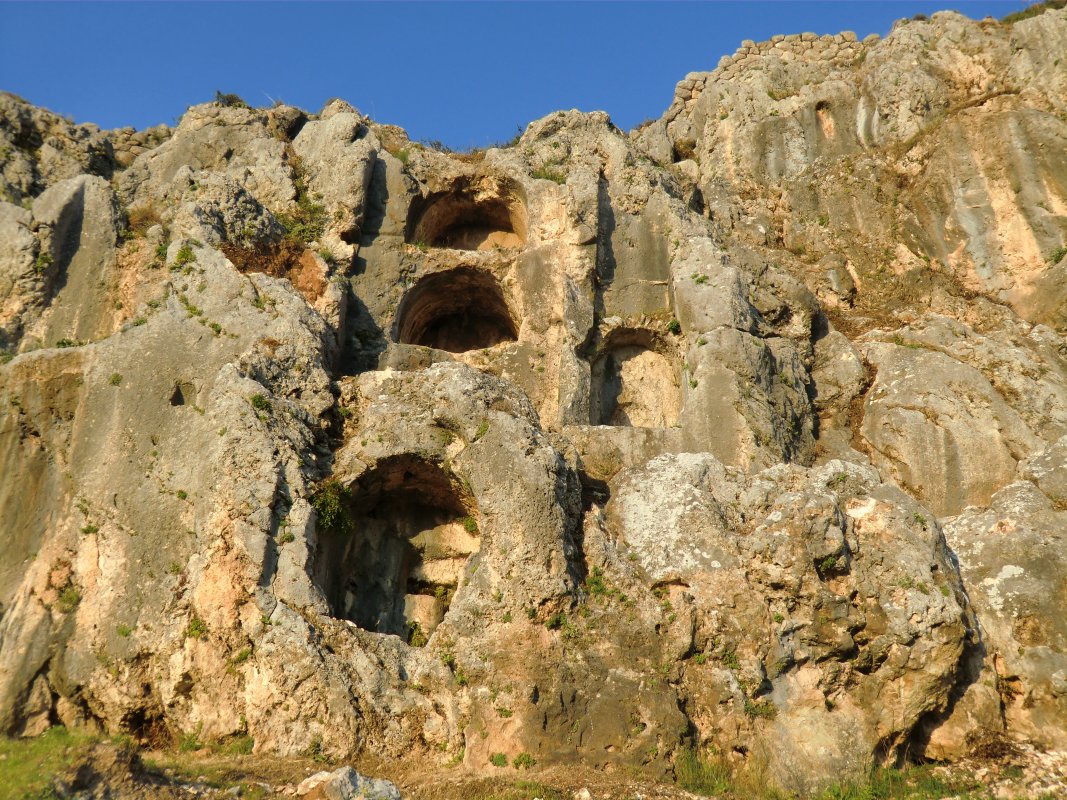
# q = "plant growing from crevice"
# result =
<box><xmin>172</xmin><ymin>244</ymin><xmax>196</xmax><ymax>269</ymax></box>
<box><xmin>719</xmin><ymin>647</ymin><xmax>741</xmax><ymax>671</ymax></box>
<box><xmin>743</xmin><ymin>698</ymin><xmax>778</xmax><ymax>719</ymax></box>
<box><xmin>184</xmin><ymin>616</ymin><xmax>208</xmax><ymax>640</ymax></box>
<box><xmin>532</xmin><ymin>161</ymin><xmax>567</xmax><ymax>184</ymax></box>
<box><xmin>278</xmin><ymin>156</ymin><xmax>328</xmax><ymax>244</ymax></box>
<box><xmin>57</xmin><ymin>585</ymin><xmax>81</xmax><ymax>613</ymax></box>
<box><xmin>249</xmin><ymin>393</ymin><xmax>271</xmax><ymax>412</ymax></box>
<box><xmin>816</xmin><ymin>554</ymin><xmax>839</xmax><ymax>576</ymax></box>
<box><xmin>406</xmin><ymin>620</ymin><xmax>428</xmax><ymax>648</ymax></box>
<box><xmin>311</xmin><ymin>479</ymin><xmax>353</xmax><ymax>536</ymax></box>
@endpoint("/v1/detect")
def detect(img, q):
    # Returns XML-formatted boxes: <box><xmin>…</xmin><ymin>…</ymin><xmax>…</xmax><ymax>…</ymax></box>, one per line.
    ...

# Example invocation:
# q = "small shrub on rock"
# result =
<box><xmin>214</xmin><ymin>90</ymin><xmax>250</xmax><ymax>109</ymax></box>
<box><xmin>311</xmin><ymin>479</ymin><xmax>353</xmax><ymax>536</ymax></box>
<box><xmin>184</xmin><ymin>616</ymin><xmax>208</xmax><ymax>640</ymax></box>
<box><xmin>512</xmin><ymin>752</ymin><xmax>536</xmax><ymax>769</ymax></box>
<box><xmin>249</xmin><ymin>393</ymin><xmax>271</xmax><ymax>412</ymax></box>
<box><xmin>57</xmin><ymin>585</ymin><xmax>81</xmax><ymax>613</ymax></box>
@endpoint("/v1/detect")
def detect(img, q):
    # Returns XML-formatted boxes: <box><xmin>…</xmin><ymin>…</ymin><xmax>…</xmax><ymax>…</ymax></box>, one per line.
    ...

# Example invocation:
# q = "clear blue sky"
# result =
<box><xmin>1</xmin><ymin>1</ymin><xmax>1028</xmax><ymax>149</ymax></box>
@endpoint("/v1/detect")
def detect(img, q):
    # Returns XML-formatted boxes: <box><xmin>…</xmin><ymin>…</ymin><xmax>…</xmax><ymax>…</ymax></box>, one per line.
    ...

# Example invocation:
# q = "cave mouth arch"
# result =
<box><xmin>313</xmin><ymin>456</ymin><xmax>479</xmax><ymax>645</ymax></box>
<box><xmin>407</xmin><ymin>179</ymin><xmax>528</xmax><ymax>251</ymax></box>
<box><xmin>590</xmin><ymin>329</ymin><xmax>682</xmax><ymax>428</ymax></box>
<box><xmin>395</xmin><ymin>267</ymin><xmax>518</xmax><ymax>353</ymax></box>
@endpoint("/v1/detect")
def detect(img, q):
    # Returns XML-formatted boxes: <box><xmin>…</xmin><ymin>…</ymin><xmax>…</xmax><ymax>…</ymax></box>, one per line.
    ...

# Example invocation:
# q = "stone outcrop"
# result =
<box><xmin>296</xmin><ymin>766</ymin><xmax>401</xmax><ymax>800</ymax></box>
<box><xmin>1</xmin><ymin>4</ymin><xmax>1066</xmax><ymax>795</ymax></box>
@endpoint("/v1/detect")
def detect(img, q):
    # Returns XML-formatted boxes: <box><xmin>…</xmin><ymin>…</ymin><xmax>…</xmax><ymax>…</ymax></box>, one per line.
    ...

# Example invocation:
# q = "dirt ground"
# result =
<box><xmin>14</xmin><ymin>738</ymin><xmax>1066</xmax><ymax>800</ymax></box>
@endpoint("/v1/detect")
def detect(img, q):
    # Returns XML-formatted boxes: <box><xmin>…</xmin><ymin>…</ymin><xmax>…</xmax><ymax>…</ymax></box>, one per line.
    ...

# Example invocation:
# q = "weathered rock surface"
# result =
<box><xmin>928</xmin><ymin>453</ymin><xmax>1067</xmax><ymax>756</ymax></box>
<box><xmin>297</xmin><ymin>766</ymin><xmax>401</xmax><ymax>800</ymax></box>
<box><xmin>1</xmin><ymin>5</ymin><xmax>1067</xmax><ymax>795</ymax></box>
<box><xmin>608</xmin><ymin>455</ymin><xmax>973</xmax><ymax>793</ymax></box>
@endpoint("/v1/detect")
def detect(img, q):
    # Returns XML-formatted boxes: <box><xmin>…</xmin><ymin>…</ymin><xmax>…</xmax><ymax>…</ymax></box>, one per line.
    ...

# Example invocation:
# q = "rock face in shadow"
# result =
<box><xmin>1</xmin><ymin>5</ymin><xmax>1067</xmax><ymax>793</ymax></box>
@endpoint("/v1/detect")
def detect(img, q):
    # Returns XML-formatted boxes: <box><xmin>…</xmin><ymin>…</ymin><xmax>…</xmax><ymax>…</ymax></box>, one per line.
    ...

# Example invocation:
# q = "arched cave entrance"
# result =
<box><xmin>590</xmin><ymin>329</ymin><xmax>682</xmax><ymax>428</ymax></box>
<box><xmin>407</xmin><ymin>180</ymin><xmax>527</xmax><ymax>251</ymax></box>
<box><xmin>394</xmin><ymin>267</ymin><xmax>518</xmax><ymax>353</ymax></box>
<box><xmin>313</xmin><ymin>456</ymin><xmax>479</xmax><ymax>645</ymax></box>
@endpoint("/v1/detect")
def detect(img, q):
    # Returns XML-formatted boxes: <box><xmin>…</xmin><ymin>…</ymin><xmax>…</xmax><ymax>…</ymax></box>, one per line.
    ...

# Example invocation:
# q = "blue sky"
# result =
<box><xmin>1</xmin><ymin>1</ymin><xmax>1028</xmax><ymax>149</ymax></box>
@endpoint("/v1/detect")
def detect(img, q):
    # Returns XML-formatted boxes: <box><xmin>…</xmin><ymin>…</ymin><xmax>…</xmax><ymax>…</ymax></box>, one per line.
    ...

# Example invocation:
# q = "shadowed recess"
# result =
<box><xmin>407</xmin><ymin>178</ymin><xmax>527</xmax><ymax>251</ymax></box>
<box><xmin>590</xmin><ymin>328</ymin><xmax>681</xmax><ymax>428</ymax></box>
<box><xmin>394</xmin><ymin>267</ymin><xmax>518</xmax><ymax>353</ymax></box>
<box><xmin>312</xmin><ymin>456</ymin><xmax>480</xmax><ymax>644</ymax></box>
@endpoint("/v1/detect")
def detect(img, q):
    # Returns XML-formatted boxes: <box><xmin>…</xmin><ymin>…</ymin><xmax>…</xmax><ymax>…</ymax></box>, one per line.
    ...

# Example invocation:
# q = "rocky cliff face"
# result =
<box><xmin>1</xmin><ymin>7</ymin><xmax>1066</xmax><ymax>794</ymax></box>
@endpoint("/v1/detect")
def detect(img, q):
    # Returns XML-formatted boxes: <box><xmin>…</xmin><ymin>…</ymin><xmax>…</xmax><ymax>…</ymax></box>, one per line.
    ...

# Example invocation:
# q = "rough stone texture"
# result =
<box><xmin>297</xmin><ymin>766</ymin><xmax>401</xmax><ymax>800</ymax></box>
<box><xmin>1</xmin><ymin>6</ymin><xmax>1067</xmax><ymax>795</ymax></box>
<box><xmin>638</xmin><ymin>8</ymin><xmax>1067</xmax><ymax>330</ymax></box>
<box><xmin>854</xmin><ymin>315</ymin><xmax>1067</xmax><ymax>516</ymax></box>
<box><xmin>118</xmin><ymin>102</ymin><xmax>295</xmax><ymax>214</ymax></box>
<box><xmin>929</xmin><ymin>466</ymin><xmax>1067</xmax><ymax>756</ymax></box>
<box><xmin>609</xmin><ymin>456</ymin><xmax>972</xmax><ymax>793</ymax></box>
<box><xmin>291</xmin><ymin>107</ymin><xmax>379</xmax><ymax>246</ymax></box>
<box><xmin>0</xmin><ymin>92</ymin><xmax>118</xmax><ymax>204</ymax></box>
<box><xmin>0</xmin><ymin>201</ymin><xmax>39</xmax><ymax>348</ymax></box>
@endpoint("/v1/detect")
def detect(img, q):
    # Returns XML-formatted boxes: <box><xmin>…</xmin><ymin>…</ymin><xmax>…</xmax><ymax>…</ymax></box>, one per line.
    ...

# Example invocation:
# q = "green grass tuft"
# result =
<box><xmin>57</xmin><ymin>585</ymin><xmax>81</xmax><ymax>613</ymax></box>
<box><xmin>675</xmin><ymin>748</ymin><xmax>733</xmax><ymax>796</ymax></box>
<box><xmin>512</xmin><ymin>752</ymin><xmax>536</xmax><ymax>770</ymax></box>
<box><xmin>0</xmin><ymin>726</ymin><xmax>101</xmax><ymax>799</ymax></box>
<box><xmin>311</xmin><ymin>479</ymin><xmax>353</xmax><ymax>536</ymax></box>
<box><xmin>184</xmin><ymin>616</ymin><xmax>208</xmax><ymax>640</ymax></box>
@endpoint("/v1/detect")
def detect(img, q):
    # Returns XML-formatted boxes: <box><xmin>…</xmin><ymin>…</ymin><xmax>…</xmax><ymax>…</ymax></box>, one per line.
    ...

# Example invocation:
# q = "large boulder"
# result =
<box><xmin>927</xmin><ymin>448</ymin><xmax>1067</xmax><ymax>755</ymax></box>
<box><xmin>608</xmin><ymin>455</ymin><xmax>973</xmax><ymax>793</ymax></box>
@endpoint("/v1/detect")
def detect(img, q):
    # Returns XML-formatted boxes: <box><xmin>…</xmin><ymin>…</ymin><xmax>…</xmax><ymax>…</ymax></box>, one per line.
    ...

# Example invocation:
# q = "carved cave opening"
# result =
<box><xmin>590</xmin><ymin>329</ymin><xmax>681</xmax><ymax>428</ymax></box>
<box><xmin>395</xmin><ymin>267</ymin><xmax>518</xmax><ymax>353</ymax></box>
<box><xmin>313</xmin><ymin>456</ymin><xmax>480</xmax><ymax>645</ymax></box>
<box><xmin>407</xmin><ymin>181</ymin><xmax>527</xmax><ymax>251</ymax></box>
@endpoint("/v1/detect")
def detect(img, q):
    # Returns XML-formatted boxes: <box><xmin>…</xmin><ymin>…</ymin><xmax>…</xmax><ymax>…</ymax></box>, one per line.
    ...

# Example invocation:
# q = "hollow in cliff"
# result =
<box><xmin>312</xmin><ymin>456</ymin><xmax>480</xmax><ymax>644</ymax></box>
<box><xmin>394</xmin><ymin>267</ymin><xmax>517</xmax><ymax>353</ymax></box>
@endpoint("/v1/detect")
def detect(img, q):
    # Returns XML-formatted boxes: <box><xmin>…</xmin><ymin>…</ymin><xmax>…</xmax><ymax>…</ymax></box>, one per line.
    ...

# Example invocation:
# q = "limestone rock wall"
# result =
<box><xmin>1</xmin><ymin>5</ymin><xmax>1066</xmax><ymax>793</ymax></box>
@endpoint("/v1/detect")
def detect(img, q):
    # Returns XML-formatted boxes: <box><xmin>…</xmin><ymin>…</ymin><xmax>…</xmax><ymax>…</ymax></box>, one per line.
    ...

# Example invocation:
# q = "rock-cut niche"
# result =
<box><xmin>407</xmin><ymin>180</ymin><xmax>528</xmax><ymax>251</ymax></box>
<box><xmin>394</xmin><ymin>267</ymin><xmax>518</xmax><ymax>353</ymax></box>
<box><xmin>312</xmin><ymin>456</ymin><xmax>479</xmax><ymax>644</ymax></box>
<box><xmin>590</xmin><ymin>329</ymin><xmax>681</xmax><ymax>428</ymax></box>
